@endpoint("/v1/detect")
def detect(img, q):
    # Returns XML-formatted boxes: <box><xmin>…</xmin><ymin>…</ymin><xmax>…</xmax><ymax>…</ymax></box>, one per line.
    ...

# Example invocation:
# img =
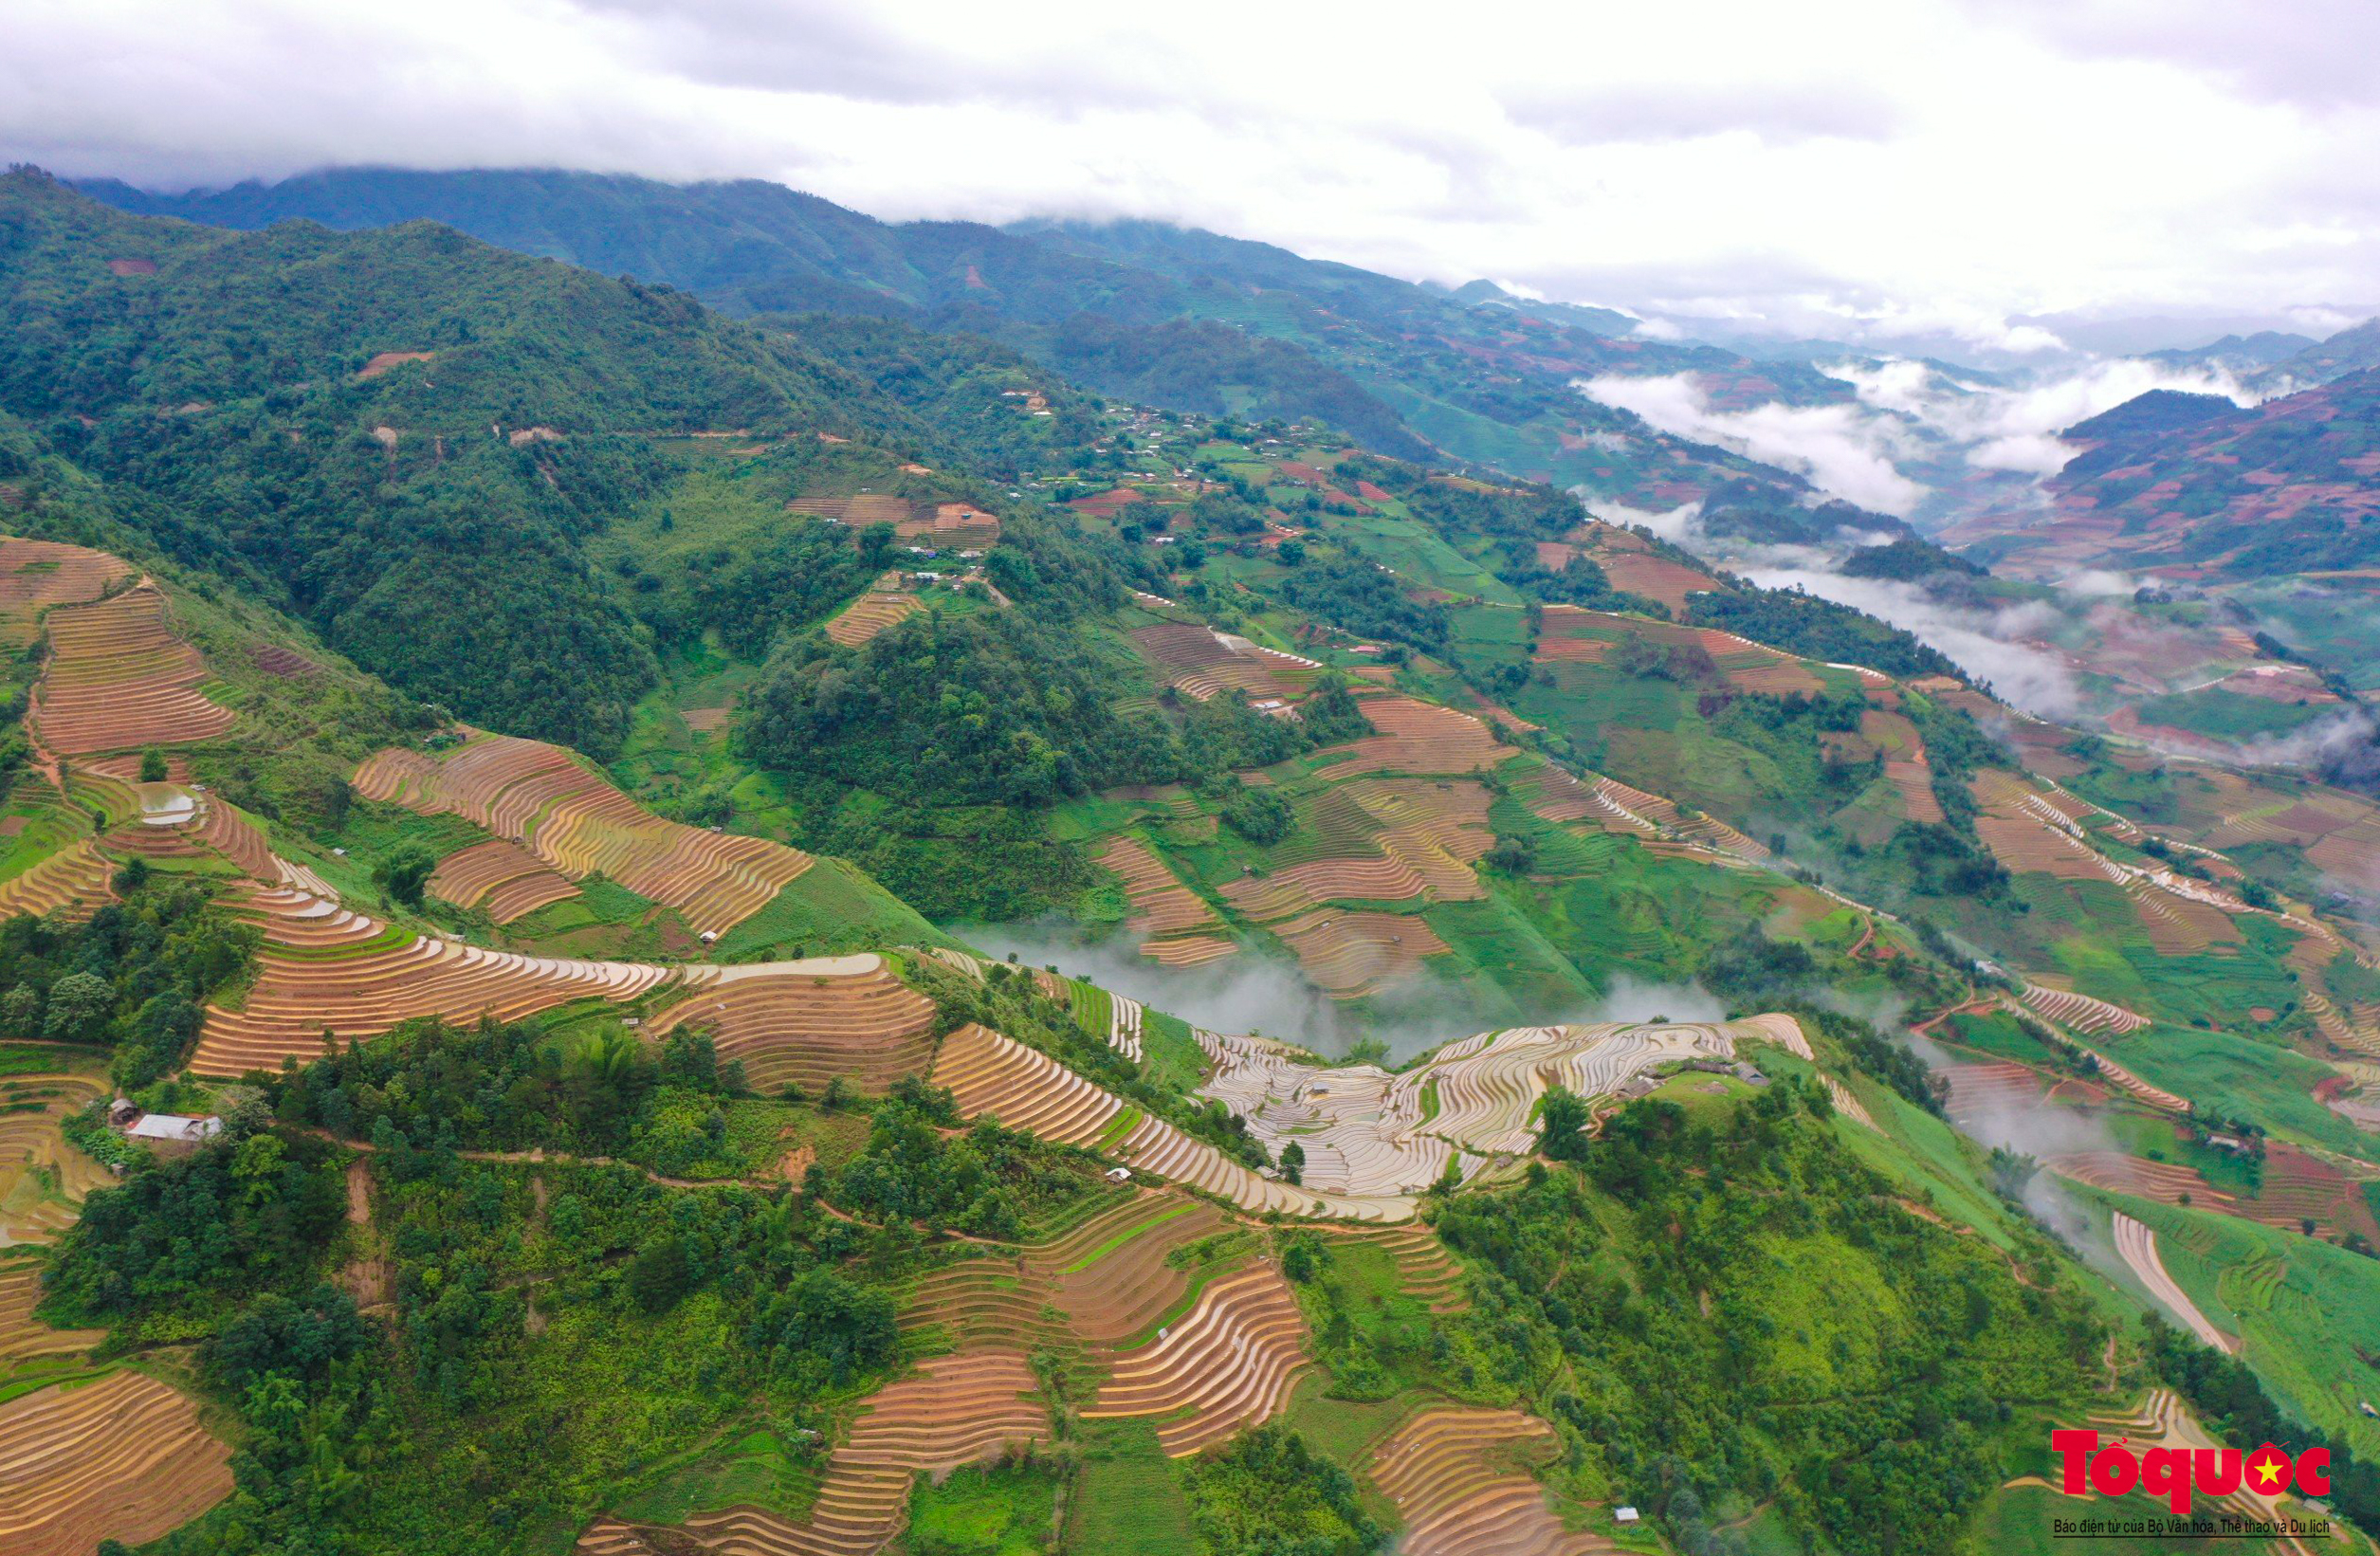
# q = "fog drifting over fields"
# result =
<box><xmin>961</xmin><ymin>924</ymin><xmax>1728</xmax><ymax>1063</ymax></box>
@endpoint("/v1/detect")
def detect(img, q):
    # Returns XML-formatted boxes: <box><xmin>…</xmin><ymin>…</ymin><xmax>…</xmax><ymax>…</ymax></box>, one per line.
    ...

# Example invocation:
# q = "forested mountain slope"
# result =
<box><xmin>79</xmin><ymin>165</ymin><xmax>1866</xmax><ymax>507</ymax></box>
<box><xmin>0</xmin><ymin>169</ymin><xmax>1106</xmax><ymax>752</ymax></box>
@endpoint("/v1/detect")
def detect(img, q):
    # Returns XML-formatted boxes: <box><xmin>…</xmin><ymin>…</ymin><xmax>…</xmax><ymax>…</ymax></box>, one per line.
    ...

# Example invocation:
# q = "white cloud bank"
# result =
<box><xmin>1576</xmin><ymin>355</ymin><xmax>2270</xmax><ymax>518</ymax></box>
<box><xmin>1822</xmin><ymin>356</ymin><xmax>2270</xmax><ymax>475</ymax></box>
<box><xmin>1576</xmin><ymin>373</ymin><xmax>1931</xmax><ymax>515</ymax></box>
<box><xmin>5</xmin><ymin>0</ymin><xmax>2380</xmax><ymax>339</ymax></box>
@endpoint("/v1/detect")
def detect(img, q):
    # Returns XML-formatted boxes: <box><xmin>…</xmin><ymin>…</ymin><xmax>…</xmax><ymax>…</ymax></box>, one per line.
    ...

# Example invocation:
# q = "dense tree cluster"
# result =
<box><xmin>0</xmin><ymin>878</ymin><xmax>258</xmax><ymax>1088</ymax></box>
<box><xmin>40</xmin><ymin>1128</ymin><xmax>348</xmax><ymax>1340</ymax></box>
<box><xmin>1492</xmin><ymin>541</ymin><xmax>1668</xmax><ymax>615</ymax></box>
<box><xmin>627</xmin><ymin>520</ymin><xmax>895</xmax><ymax>659</ymax></box>
<box><xmin>1183</xmin><ymin>1424</ymin><xmax>1385</xmax><ymax>1556</ymax></box>
<box><xmin>820</xmin><ymin>1079</ymin><xmax>1084</xmax><ymax>1240</ymax></box>
<box><xmin>1690</xmin><ymin>586</ymin><xmax>1960</xmax><ymax>683</ymax></box>
<box><xmin>1278</xmin><ymin>556</ymin><xmax>1450</xmax><ymax>650</ymax></box>
<box><xmin>740</xmin><ymin>611</ymin><xmax>1176</xmax><ymax>807</ymax></box>
<box><xmin>1840</xmin><ymin>538</ymin><xmax>1986</xmax><ymax>582</ymax></box>
<box><xmin>1438</xmin><ymin>1086</ymin><xmax>2100</xmax><ymax>1555</ymax></box>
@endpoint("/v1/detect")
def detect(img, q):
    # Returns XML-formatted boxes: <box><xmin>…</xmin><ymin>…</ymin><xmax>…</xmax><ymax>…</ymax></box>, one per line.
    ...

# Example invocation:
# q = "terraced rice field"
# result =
<box><xmin>822</xmin><ymin>574</ymin><xmax>924</xmax><ymax>650</ymax></box>
<box><xmin>1717</xmin><ymin>650</ymin><xmax>1826</xmax><ymax>697</ymax></box>
<box><xmin>1129</xmin><ymin>621</ymin><xmax>1316</xmax><ymax>703</ymax></box>
<box><xmin>0</xmin><ymin>1368</ymin><xmax>235</xmax><ymax>1556</ymax></box>
<box><xmin>1860</xmin><ymin>711</ymin><xmax>1944</xmax><ymax>825</ymax></box>
<box><xmin>1197</xmin><ymin>1016</ymin><xmax>1809</xmax><ymax>1196</ymax></box>
<box><xmin>1142</xmin><ymin>933</ymin><xmax>1237</xmax><ymax>966</ymax></box>
<box><xmin>429</xmin><ymin>838</ymin><xmax>581</xmax><ymax>923</ymax></box>
<box><xmin>1600</xmin><ymin>776</ymin><xmax>1771</xmax><ymax>861</ymax></box>
<box><xmin>0</xmin><ymin>1052</ymin><xmax>234</xmax><ymax>1549</ymax></box>
<box><xmin>902</xmin><ymin>1193</ymin><xmax>1233</xmax><ymax>1351</ymax></box>
<box><xmin>0</xmin><ymin>1070</ymin><xmax>110</xmax><ymax>1248</ymax></box>
<box><xmin>2046</xmin><ymin>1152</ymin><xmax>2228</xmax><ymax>1209</ymax></box>
<box><xmin>1031</xmin><ymin>970</ymin><xmax>1144</xmax><ymax>1062</ymax></box>
<box><xmin>788</xmin><ymin>493</ymin><xmax>918</xmax><ymax>526</ymax></box>
<box><xmin>2077</xmin><ymin>1047</ymin><xmax>2191</xmax><ymax>1113</ymax></box>
<box><xmin>2078</xmin><ymin>1390</ymin><xmax>2280</xmax><ymax>1525</ymax></box>
<box><xmin>2112</xmin><ymin>1212</ymin><xmax>2235</xmax><ymax>1353</ymax></box>
<box><xmin>2123</xmin><ymin>877</ymin><xmax>2243</xmax><ymax>955</ymax></box>
<box><xmin>355</xmin><ymin>734</ymin><xmax>813</xmax><ymax>936</ymax></box>
<box><xmin>1969</xmin><ymin>775</ymin><xmax>2126</xmax><ymax>883</ymax></box>
<box><xmin>649</xmin><ymin>956</ymin><xmax>938</xmax><ymax>1096</ymax></box>
<box><xmin>190</xmin><ymin>887</ymin><xmax>674</xmax><ymax>1075</ymax></box>
<box><xmin>2238</xmin><ymin>1144</ymin><xmax>2378</xmax><ymax>1240</ymax></box>
<box><xmin>357</xmin><ymin>349</ymin><xmax>432</xmax><ymax>378</ymax></box>
<box><xmin>928</xmin><ymin>1024</ymin><xmax>1406</xmax><ymax>1219</ymax></box>
<box><xmin>0</xmin><ymin>836</ymin><xmax>113</xmax><ymax>923</ymax></box>
<box><xmin>1513</xmin><ymin>762</ymin><xmax>1602</xmax><ymax>825</ymax></box>
<box><xmin>2020</xmin><ymin>982</ymin><xmax>2152</xmax><ymax>1036</ymax></box>
<box><xmin>100</xmin><ymin>784</ymin><xmax>279</xmax><ymax>882</ymax></box>
<box><xmin>1975</xmin><ymin>807</ymin><xmax>2121</xmax><ymax>883</ymax></box>
<box><xmin>1584</xmin><ymin>531</ymin><xmax>1719</xmax><ymax>616</ymax></box>
<box><xmin>1939</xmin><ymin>1061</ymin><xmax>2044</xmax><ymax>1122</ymax></box>
<box><xmin>1530</xmin><ymin>607</ymin><xmax>1615</xmax><ymax>663</ymax></box>
<box><xmin>1518</xmin><ymin>763</ymin><xmax>1770</xmax><ymax>865</ymax></box>
<box><xmin>1367</xmin><ymin>1406</ymin><xmax>1611</xmax><ymax>1556</ymax></box>
<box><xmin>30</xmin><ymin>582</ymin><xmax>237</xmax><ymax>755</ymax></box>
<box><xmin>1217</xmin><ymin>778</ymin><xmax>1492</xmax><ymax>924</ymax></box>
<box><xmin>895</xmin><ymin>502</ymin><xmax>1000</xmax><ymax>548</ymax></box>
<box><xmin>1084</xmin><ymin>1258</ymin><xmax>1309</xmax><ymax>1455</ymax></box>
<box><xmin>1271</xmin><ymin>909</ymin><xmax>1449</xmax><ymax>998</ymax></box>
<box><xmin>580</xmin><ymin>1348</ymin><xmax>1050</xmax><ymax>1556</ymax></box>
<box><xmin>1319</xmin><ymin>696</ymin><xmax>1507</xmax><ymax>777</ymax></box>
<box><xmin>2201</xmin><ymin>784</ymin><xmax>2380</xmax><ymax>885</ymax></box>
<box><xmin>0</xmin><ymin>539</ymin><xmax>132</xmax><ymax>648</ymax></box>
<box><xmin>1096</xmin><ymin>834</ymin><xmax>1233</xmax><ymax>962</ymax></box>
<box><xmin>1323</xmin><ymin>1222</ymin><xmax>1469</xmax><ymax>1313</ymax></box>
<box><xmin>1341</xmin><ymin>778</ymin><xmax>1492</xmax><ymax>882</ymax></box>
<box><xmin>1822</xmin><ymin>1074</ymin><xmax>1877</xmax><ymax>1129</ymax></box>
<box><xmin>0</xmin><ymin>1263</ymin><xmax>103</xmax><ymax>1379</ymax></box>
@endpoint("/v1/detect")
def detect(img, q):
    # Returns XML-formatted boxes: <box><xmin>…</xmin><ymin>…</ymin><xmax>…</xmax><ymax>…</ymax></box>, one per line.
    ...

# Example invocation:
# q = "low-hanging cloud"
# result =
<box><xmin>1576</xmin><ymin>372</ymin><xmax>1931</xmax><ymax>515</ymax></box>
<box><xmin>1821</xmin><ymin>354</ymin><xmax>2268</xmax><ymax>476</ymax></box>
<box><xmin>1899</xmin><ymin>1023</ymin><xmax>2121</xmax><ymax>1271</ymax></box>
<box><xmin>1612</xmin><ymin>499</ymin><xmax>2090</xmax><ymax>717</ymax></box>
<box><xmin>959</xmin><ymin>924</ymin><xmax>1738</xmax><ymax>1064</ymax></box>
<box><xmin>10</xmin><ymin>0</ymin><xmax>2380</xmax><ymax>344</ymax></box>
<box><xmin>1579</xmin><ymin>353</ymin><xmax>2272</xmax><ymax>529</ymax></box>
<box><xmin>962</xmin><ymin>924</ymin><xmax>1359</xmax><ymax>1052</ymax></box>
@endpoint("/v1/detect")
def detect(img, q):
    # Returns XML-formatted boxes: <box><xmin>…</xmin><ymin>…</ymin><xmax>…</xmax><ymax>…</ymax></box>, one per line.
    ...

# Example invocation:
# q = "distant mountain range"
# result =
<box><xmin>2142</xmin><ymin>320</ymin><xmax>2380</xmax><ymax>393</ymax></box>
<box><xmin>79</xmin><ymin>166</ymin><xmax>1861</xmax><ymax>513</ymax></box>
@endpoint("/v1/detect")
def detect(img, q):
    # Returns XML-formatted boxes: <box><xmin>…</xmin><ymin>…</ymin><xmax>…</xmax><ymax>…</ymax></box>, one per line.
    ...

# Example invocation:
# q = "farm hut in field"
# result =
<box><xmin>127</xmin><ymin>1113</ymin><xmax>223</xmax><ymax>1157</ymax></box>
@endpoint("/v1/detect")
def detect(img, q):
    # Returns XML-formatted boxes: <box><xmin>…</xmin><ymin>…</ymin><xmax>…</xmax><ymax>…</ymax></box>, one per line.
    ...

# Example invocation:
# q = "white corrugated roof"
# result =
<box><xmin>127</xmin><ymin>1113</ymin><xmax>222</xmax><ymax>1141</ymax></box>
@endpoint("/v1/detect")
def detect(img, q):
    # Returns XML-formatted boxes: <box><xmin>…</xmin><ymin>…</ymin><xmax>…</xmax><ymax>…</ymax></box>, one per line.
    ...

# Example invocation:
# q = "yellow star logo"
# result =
<box><xmin>2248</xmin><ymin>1447</ymin><xmax>2287</xmax><ymax>1491</ymax></box>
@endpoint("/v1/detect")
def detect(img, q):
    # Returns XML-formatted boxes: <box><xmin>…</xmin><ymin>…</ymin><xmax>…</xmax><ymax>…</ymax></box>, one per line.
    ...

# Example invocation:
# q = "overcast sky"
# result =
<box><xmin>6</xmin><ymin>0</ymin><xmax>2377</xmax><ymax>350</ymax></box>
